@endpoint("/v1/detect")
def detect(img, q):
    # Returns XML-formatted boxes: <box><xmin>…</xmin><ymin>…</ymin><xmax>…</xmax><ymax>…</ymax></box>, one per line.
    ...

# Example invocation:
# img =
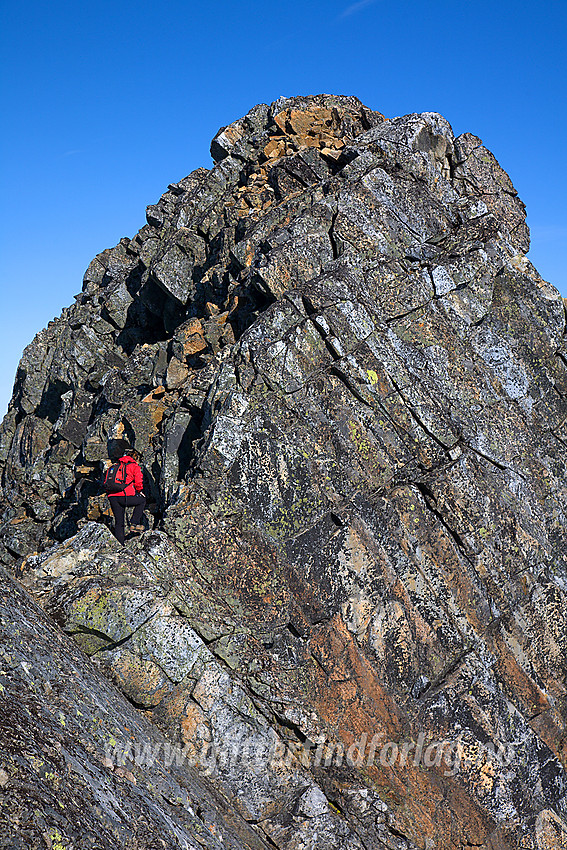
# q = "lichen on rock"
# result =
<box><xmin>1</xmin><ymin>95</ymin><xmax>567</xmax><ymax>849</ymax></box>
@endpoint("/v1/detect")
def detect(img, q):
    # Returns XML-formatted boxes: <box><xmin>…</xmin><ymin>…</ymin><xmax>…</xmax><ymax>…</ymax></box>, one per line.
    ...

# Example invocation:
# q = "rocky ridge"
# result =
<box><xmin>1</xmin><ymin>95</ymin><xmax>567</xmax><ymax>849</ymax></box>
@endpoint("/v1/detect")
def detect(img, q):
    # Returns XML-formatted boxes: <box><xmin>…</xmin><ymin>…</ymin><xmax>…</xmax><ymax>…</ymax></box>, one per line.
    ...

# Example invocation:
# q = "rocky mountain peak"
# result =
<box><xmin>1</xmin><ymin>97</ymin><xmax>566</xmax><ymax>849</ymax></box>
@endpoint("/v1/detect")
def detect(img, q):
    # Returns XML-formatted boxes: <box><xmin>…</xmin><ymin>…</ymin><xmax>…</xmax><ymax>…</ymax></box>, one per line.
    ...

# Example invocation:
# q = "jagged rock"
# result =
<box><xmin>0</xmin><ymin>565</ymin><xmax>273</xmax><ymax>850</ymax></box>
<box><xmin>101</xmin><ymin>279</ymin><xmax>135</xmax><ymax>328</ymax></box>
<box><xmin>151</xmin><ymin>232</ymin><xmax>206</xmax><ymax>305</ymax></box>
<box><xmin>2</xmin><ymin>95</ymin><xmax>567</xmax><ymax>849</ymax></box>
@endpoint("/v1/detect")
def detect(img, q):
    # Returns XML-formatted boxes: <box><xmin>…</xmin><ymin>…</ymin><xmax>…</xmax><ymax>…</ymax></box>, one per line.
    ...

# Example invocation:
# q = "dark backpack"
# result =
<box><xmin>103</xmin><ymin>460</ymin><xmax>133</xmax><ymax>494</ymax></box>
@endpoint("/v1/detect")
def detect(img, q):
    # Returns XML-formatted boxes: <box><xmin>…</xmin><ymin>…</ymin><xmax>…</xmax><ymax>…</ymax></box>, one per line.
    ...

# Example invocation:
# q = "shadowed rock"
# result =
<box><xmin>1</xmin><ymin>95</ymin><xmax>567</xmax><ymax>849</ymax></box>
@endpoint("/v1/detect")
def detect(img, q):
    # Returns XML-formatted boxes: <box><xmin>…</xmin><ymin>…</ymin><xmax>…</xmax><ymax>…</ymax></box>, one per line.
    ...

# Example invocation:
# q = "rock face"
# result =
<box><xmin>1</xmin><ymin>95</ymin><xmax>567</xmax><ymax>849</ymax></box>
<box><xmin>0</xmin><ymin>564</ymin><xmax>275</xmax><ymax>850</ymax></box>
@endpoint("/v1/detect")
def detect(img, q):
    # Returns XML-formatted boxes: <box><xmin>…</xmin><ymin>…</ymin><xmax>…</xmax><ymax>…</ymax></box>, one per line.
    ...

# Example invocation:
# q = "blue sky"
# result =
<box><xmin>1</xmin><ymin>0</ymin><xmax>566</xmax><ymax>416</ymax></box>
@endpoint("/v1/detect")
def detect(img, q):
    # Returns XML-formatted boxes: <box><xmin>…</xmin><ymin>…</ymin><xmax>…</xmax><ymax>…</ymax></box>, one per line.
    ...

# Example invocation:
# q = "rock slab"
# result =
<box><xmin>1</xmin><ymin>95</ymin><xmax>567</xmax><ymax>849</ymax></box>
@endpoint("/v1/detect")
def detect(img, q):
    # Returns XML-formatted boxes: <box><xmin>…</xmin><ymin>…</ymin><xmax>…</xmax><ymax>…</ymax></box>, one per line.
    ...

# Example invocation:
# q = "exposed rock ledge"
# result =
<box><xmin>1</xmin><ymin>95</ymin><xmax>567</xmax><ymax>849</ymax></box>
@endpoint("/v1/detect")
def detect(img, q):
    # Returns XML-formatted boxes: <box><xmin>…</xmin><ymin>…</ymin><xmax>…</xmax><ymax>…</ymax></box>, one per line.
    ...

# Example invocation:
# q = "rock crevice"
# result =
<box><xmin>1</xmin><ymin>95</ymin><xmax>567</xmax><ymax>849</ymax></box>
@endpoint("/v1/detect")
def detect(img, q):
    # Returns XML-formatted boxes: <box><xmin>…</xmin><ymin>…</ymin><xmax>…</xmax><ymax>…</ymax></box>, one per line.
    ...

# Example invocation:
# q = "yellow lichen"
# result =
<box><xmin>49</xmin><ymin>828</ymin><xmax>68</xmax><ymax>850</ymax></box>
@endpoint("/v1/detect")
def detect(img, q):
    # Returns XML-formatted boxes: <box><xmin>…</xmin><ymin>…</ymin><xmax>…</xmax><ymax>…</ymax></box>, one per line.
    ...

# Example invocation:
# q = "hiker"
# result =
<box><xmin>105</xmin><ymin>447</ymin><xmax>146</xmax><ymax>545</ymax></box>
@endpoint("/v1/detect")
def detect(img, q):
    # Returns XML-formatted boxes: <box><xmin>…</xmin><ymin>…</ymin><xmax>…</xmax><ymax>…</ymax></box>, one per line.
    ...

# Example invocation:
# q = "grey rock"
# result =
<box><xmin>1</xmin><ymin>95</ymin><xmax>566</xmax><ymax>850</ymax></box>
<box><xmin>101</xmin><ymin>279</ymin><xmax>135</xmax><ymax>328</ymax></box>
<box><xmin>0</xmin><ymin>566</ymin><xmax>273</xmax><ymax>850</ymax></box>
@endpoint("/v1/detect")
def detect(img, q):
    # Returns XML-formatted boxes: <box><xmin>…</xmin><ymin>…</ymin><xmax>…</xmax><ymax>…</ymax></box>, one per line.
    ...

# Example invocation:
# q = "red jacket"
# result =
<box><xmin>107</xmin><ymin>456</ymin><xmax>144</xmax><ymax>498</ymax></box>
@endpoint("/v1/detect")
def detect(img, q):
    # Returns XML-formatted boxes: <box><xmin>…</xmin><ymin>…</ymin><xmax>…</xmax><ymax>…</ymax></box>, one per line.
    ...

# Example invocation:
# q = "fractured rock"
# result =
<box><xmin>1</xmin><ymin>95</ymin><xmax>566</xmax><ymax>850</ymax></box>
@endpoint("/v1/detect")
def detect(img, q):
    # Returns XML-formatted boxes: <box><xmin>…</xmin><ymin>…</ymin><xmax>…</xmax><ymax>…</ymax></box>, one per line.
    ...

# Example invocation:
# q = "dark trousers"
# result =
<box><xmin>108</xmin><ymin>494</ymin><xmax>146</xmax><ymax>545</ymax></box>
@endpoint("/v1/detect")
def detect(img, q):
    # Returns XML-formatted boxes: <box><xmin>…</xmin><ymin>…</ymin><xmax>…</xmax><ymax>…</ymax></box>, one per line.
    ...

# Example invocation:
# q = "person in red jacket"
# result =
<box><xmin>107</xmin><ymin>447</ymin><xmax>146</xmax><ymax>545</ymax></box>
